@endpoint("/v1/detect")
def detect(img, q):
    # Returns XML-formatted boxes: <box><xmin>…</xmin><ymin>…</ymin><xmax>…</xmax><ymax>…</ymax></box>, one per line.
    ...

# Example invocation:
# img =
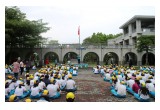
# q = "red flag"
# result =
<box><xmin>78</xmin><ymin>26</ymin><xmax>80</xmax><ymax>36</ymax></box>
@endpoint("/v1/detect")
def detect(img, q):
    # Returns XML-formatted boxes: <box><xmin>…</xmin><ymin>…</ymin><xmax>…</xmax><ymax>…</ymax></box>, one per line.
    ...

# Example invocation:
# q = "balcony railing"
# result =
<box><xmin>6</xmin><ymin>43</ymin><xmax>154</xmax><ymax>49</ymax></box>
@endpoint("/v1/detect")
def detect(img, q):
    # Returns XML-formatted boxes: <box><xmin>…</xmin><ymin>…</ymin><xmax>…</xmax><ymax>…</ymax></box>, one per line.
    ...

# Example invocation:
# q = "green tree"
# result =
<box><xmin>48</xmin><ymin>40</ymin><xmax>59</xmax><ymax>45</ymax></box>
<box><xmin>136</xmin><ymin>35</ymin><xmax>155</xmax><ymax>65</ymax></box>
<box><xmin>5</xmin><ymin>6</ymin><xmax>50</xmax><ymax>63</ymax></box>
<box><xmin>82</xmin><ymin>32</ymin><xmax>122</xmax><ymax>45</ymax></box>
<box><xmin>5</xmin><ymin>6</ymin><xmax>50</xmax><ymax>48</ymax></box>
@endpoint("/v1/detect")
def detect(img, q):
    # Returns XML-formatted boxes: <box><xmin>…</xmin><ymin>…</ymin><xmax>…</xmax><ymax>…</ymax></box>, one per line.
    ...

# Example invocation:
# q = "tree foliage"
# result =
<box><xmin>136</xmin><ymin>35</ymin><xmax>155</xmax><ymax>65</ymax></box>
<box><xmin>5</xmin><ymin>6</ymin><xmax>50</xmax><ymax>48</ymax></box>
<box><xmin>48</xmin><ymin>40</ymin><xmax>59</xmax><ymax>45</ymax></box>
<box><xmin>82</xmin><ymin>32</ymin><xmax>122</xmax><ymax>44</ymax></box>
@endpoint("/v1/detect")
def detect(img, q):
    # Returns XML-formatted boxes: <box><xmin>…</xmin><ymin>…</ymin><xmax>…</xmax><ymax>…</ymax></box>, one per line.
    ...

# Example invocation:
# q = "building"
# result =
<box><xmin>108</xmin><ymin>15</ymin><xmax>155</xmax><ymax>46</ymax></box>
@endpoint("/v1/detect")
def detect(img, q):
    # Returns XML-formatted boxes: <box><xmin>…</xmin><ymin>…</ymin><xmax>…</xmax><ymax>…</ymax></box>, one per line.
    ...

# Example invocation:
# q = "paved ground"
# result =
<box><xmin>6</xmin><ymin>68</ymin><xmax>155</xmax><ymax>102</ymax></box>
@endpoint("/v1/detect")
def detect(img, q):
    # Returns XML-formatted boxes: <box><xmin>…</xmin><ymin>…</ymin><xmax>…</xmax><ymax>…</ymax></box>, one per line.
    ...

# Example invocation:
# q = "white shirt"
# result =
<box><xmin>20</xmin><ymin>61</ymin><xmax>24</xmax><ymax>67</ymax></box>
<box><xmin>139</xmin><ymin>89</ymin><xmax>150</xmax><ymax>99</ymax></box>
<box><xmin>66</xmin><ymin>79</ymin><xmax>75</xmax><ymax>89</ymax></box>
<box><xmin>117</xmin><ymin>84</ymin><xmax>126</xmax><ymax>96</ymax></box>
<box><xmin>105</xmin><ymin>73</ymin><xmax>111</xmax><ymax>80</ymax></box>
<box><xmin>94</xmin><ymin>68</ymin><xmax>99</xmax><ymax>74</ymax></box>
<box><xmin>14</xmin><ymin>86</ymin><xmax>26</xmax><ymax>96</ymax></box>
<box><xmin>31</xmin><ymin>86</ymin><xmax>40</xmax><ymax>96</ymax></box>
<box><xmin>127</xmin><ymin>79</ymin><xmax>135</xmax><ymax>88</ymax></box>
<box><xmin>30</xmin><ymin>80</ymin><xmax>34</xmax><ymax>87</ymax></box>
<box><xmin>72</xmin><ymin>70</ymin><xmax>77</xmax><ymax>75</ymax></box>
<box><xmin>117</xmin><ymin>75</ymin><xmax>123</xmax><ymax>81</ymax></box>
<box><xmin>5</xmin><ymin>88</ymin><xmax>10</xmax><ymax>95</ymax></box>
<box><xmin>38</xmin><ymin>81</ymin><xmax>46</xmax><ymax>90</ymax></box>
<box><xmin>47</xmin><ymin>84</ymin><xmax>59</xmax><ymax>97</ymax></box>
<box><xmin>146</xmin><ymin>83</ymin><xmax>155</xmax><ymax>92</ymax></box>
<box><xmin>15</xmin><ymin>80</ymin><xmax>23</xmax><ymax>87</ymax></box>
<box><xmin>150</xmin><ymin>79</ymin><xmax>155</xmax><ymax>84</ymax></box>
<box><xmin>60</xmin><ymin>79</ymin><xmax>66</xmax><ymax>87</ymax></box>
<box><xmin>9</xmin><ymin>82</ymin><xmax>16</xmax><ymax>91</ymax></box>
<box><xmin>24</xmin><ymin>83</ymin><xmax>31</xmax><ymax>91</ymax></box>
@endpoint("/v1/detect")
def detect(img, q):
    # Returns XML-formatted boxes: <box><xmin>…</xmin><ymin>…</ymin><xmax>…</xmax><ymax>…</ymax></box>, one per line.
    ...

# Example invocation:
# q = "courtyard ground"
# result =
<box><xmin>6</xmin><ymin>67</ymin><xmax>155</xmax><ymax>102</ymax></box>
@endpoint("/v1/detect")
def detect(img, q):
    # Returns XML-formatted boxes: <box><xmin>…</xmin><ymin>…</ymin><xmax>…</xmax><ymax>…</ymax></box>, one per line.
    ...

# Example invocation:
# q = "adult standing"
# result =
<box><xmin>13</xmin><ymin>59</ymin><xmax>20</xmax><ymax>79</ymax></box>
<box><xmin>20</xmin><ymin>60</ymin><xmax>24</xmax><ymax>75</ymax></box>
<box><xmin>26</xmin><ymin>59</ymin><xmax>30</xmax><ymax>73</ymax></box>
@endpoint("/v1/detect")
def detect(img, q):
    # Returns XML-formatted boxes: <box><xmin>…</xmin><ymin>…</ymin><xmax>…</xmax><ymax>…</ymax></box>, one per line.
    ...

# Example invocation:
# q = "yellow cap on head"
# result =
<box><xmin>111</xmin><ymin>76</ymin><xmax>116</xmax><ymax>80</ymax></box>
<box><xmin>58</xmin><ymin>75</ymin><xmax>61</xmax><ymax>79</ymax></box>
<box><xmin>68</xmin><ymin>74</ymin><xmax>72</xmax><ymax>79</ymax></box>
<box><xmin>141</xmin><ymin>82</ymin><xmax>146</xmax><ymax>87</ymax></box>
<box><xmin>43</xmin><ymin>90</ymin><xmax>49</xmax><ymax>96</ymax></box>
<box><xmin>9</xmin><ymin>95</ymin><xmax>17</xmax><ymax>102</ymax></box>
<box><xmin>66</xmin><ymin>92</ymin><xmax>75</xmax><ymax>99</ymax></box>
<box><xmin>121</xmin><ymin>81</ymin><xmax>125</xmax><ymax>85</ymax></box>
<box><xmin>7</xmin><ymin>75</ymin><xmax>13</xmax><ymax>79</ymax></box>
<box><xmin>50</xmin><ymin>78</ymin><xmax>55</xmax><ymax>83</ymax></box>
<box><xmin>25</xmin><ymin>98</ymin><xmax>32</xmax><ymax>102</ymax></box>
<box><xmin>29</xmin><ymin>75</ymin><xmax>34</xmax><ymax>80</ymax></box>
<box><xmin>34</xmin><ymin>80</ymin><xmax>37</xmax><ymax>84</ymax></box>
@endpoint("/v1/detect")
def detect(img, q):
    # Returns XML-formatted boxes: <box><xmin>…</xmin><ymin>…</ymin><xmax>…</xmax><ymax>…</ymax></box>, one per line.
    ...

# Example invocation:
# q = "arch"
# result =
<box><xmin>142</xmin><ymin>52</ymin><xmax>155</xmax><ymax>65</ymax></box>
<box><xmin>83</xmin><ymin>52</ymin><xmax>99</xmax><ymax>64</ymax></box>
<box><xmin>103</xmin><ymin>52</ymin><xmax>119</xmax><ymax>65</ymax></box>
<box><xmin>63</xmin><ymin>52</ymin><xmax>78</xmax><ymax>63</ymax></box>
<box><xmin>25</xmin><ymin>51</ymin><xmax>40</xmax><ymax>66</ymax></box>
<box><xmin>44</xmin><ymin>52</ymin><xmax>59</xmax><ymax>64</ymax></box>
<box><xmin>5</xmin><ymin>51</ymin><xmax>20</xmax><ymax>64</ymax></box>
<box><xmin>124</xmin><ymin>52</ymin><xmax>137</xmax><ymax>65</ymax></box>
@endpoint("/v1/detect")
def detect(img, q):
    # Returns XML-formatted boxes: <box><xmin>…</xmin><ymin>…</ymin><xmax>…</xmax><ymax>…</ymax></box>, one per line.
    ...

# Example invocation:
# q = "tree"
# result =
<box><xmin>82</xmin><ymin>32</ymin><xmax>122</xmax><ymax>45</ymax></box>
<box><xmin>136</xmin><ymin>35</ymin><xmax>155</xmax><ymax>65</ymax></box>
<box><xmin>5</xmin><ymin>6</ymin><xmax>50</xmax><ymax>64</ymax></box>
<box><xmin>5</xmin><ymin>6</ymin><xmax>50</xmax><ymax>48</ymax></box>
<box><xmin>48</xmin><ymin>40</ymin><xmax>59</xmax><ymax>45</ymax></box>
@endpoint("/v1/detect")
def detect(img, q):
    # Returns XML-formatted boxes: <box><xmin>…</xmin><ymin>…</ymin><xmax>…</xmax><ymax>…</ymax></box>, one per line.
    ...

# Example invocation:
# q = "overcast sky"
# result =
<box><xmin>18</xmin><ymin>6</ymin><xmax>155</xmax><ymax>44</ymax></box>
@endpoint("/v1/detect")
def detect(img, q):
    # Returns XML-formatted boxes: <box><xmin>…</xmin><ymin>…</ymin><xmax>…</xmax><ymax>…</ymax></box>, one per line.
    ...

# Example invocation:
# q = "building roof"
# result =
<box><xmin>119</xmin><ymin>15</ymin><xmax>155</xmax><ymax>29</ymax></box>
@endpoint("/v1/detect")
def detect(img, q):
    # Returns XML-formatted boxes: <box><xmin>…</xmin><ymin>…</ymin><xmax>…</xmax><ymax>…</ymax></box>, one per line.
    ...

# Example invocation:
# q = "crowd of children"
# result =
<box><xmin>93</xmin><ymin>64</ymin><xmax>155</xmax><ymax>102</ymax></box>
<box><xmin>5</xmin><ymin>64</ymin><xmax>78</xmax><ymax>102</ymax></box>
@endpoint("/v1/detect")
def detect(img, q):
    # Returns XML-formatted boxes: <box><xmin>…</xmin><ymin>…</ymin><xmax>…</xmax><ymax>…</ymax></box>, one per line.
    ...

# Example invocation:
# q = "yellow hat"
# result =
<box><xmin>20</xmin><ymin>82</ymin><xmax>24</xmax><ymax>85</ymax></box>
<box><xmin>111</xmin><ymin>76</ymin><xmax>116</xmax><ymax>80</ymax></box>
<box><xmin>34</xmin><ymin>80</ymin><xmax>37</xmax><ymax>84</ymax></box>
<box><xmin>58</xmin><ymin>75</ymin><xmax>61</xmax><ymax>79</ymax></box>
<box><xmin>141</xmin><ymin>82</ymin><xmax>146</xmax><ymax>87</ymax></box>
<box><xmin>43</xmin><ymin>90</ymin><xmax>49</xmax><ymax>95</ymax></box>
<box><xmin>121</xmin><ymin>81</ymin><xmax>125</xmax><ymax>85</ymax></box>
<box><xmin>7</xmin><ymin>75</ymin><xmax>13</xmax><ymax>79</ymax></box>
<box><xmin>25</xmin><ymin>98</ymin><xmax>32</xmax><ymax>102</ymax></box>
<box><xmin>29</xmin><ymin>75</ymin><xmax>34</xmax><ymax>80</ymax></box>
<box><xmin>66</xmin><ymin>92</ymin><xmax>75</xmax><ymax>99</ymax></box>
<box><xmin>19</xmin><ymin>77</ymin><xmax>23</xmax><ymax>80</ymax></box>
<box><xmin>9</xmin><ymin>95</ymin><xmax>17</xmax><ymax>102</ymax></box>
<box><xmin>50</xmin><ymin>78</ymin><xmax>55</xmax><ymax>83</ymax></box>
<box><xmin>68</xmin><ymin>74</ymin><xmax>72</xmax><ymax>79</ymax></box>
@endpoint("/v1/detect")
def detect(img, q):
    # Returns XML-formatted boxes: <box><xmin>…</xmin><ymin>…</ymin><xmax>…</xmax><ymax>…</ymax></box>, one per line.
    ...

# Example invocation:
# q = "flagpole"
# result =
<box><xmin>78</xmin><ymin>26</ymin><xmax>80</xmax><ymax>63</ymax></box>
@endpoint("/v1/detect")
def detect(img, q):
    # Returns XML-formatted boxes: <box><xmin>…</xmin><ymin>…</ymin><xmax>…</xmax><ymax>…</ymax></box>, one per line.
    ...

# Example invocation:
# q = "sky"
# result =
<box><xmin>18</xmin><ymin>6</ymin><xmax>155</xmax><ymax>44</ymax></box>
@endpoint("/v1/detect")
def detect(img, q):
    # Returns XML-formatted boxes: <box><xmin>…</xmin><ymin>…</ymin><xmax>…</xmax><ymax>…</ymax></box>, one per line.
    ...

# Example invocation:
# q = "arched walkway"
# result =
<box><xmin>142</xmin><ymin>52</ymin><xmax>155</xmax><ymax>65</ymax></box>
<box><xmin>63</xmin><ymin>52</ymin><xmax>78</xmax><ymax>63</ymax></box>
<box><xmin>25</xmin><ymin>52</ymin><xmax>40</xmax><ymax>66</ymax></box>
<box><xmin>103</xmin><ymin>52</ymin><xmax>119</xmax><ymax>65</ymax></box>
<box><xmin>44</xmin><ymin>52</ymin><xmax>59</xmax><ymax>64</ymax></box>
<box><xmin>83</xmin><ymin>52</ymin><xmax>99</xmax><ymax>64</ymax></box>
<box><xmin>124</xmin><ymin>52</ymin><xmax>137</xmax><ymax>65</ymax></box>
